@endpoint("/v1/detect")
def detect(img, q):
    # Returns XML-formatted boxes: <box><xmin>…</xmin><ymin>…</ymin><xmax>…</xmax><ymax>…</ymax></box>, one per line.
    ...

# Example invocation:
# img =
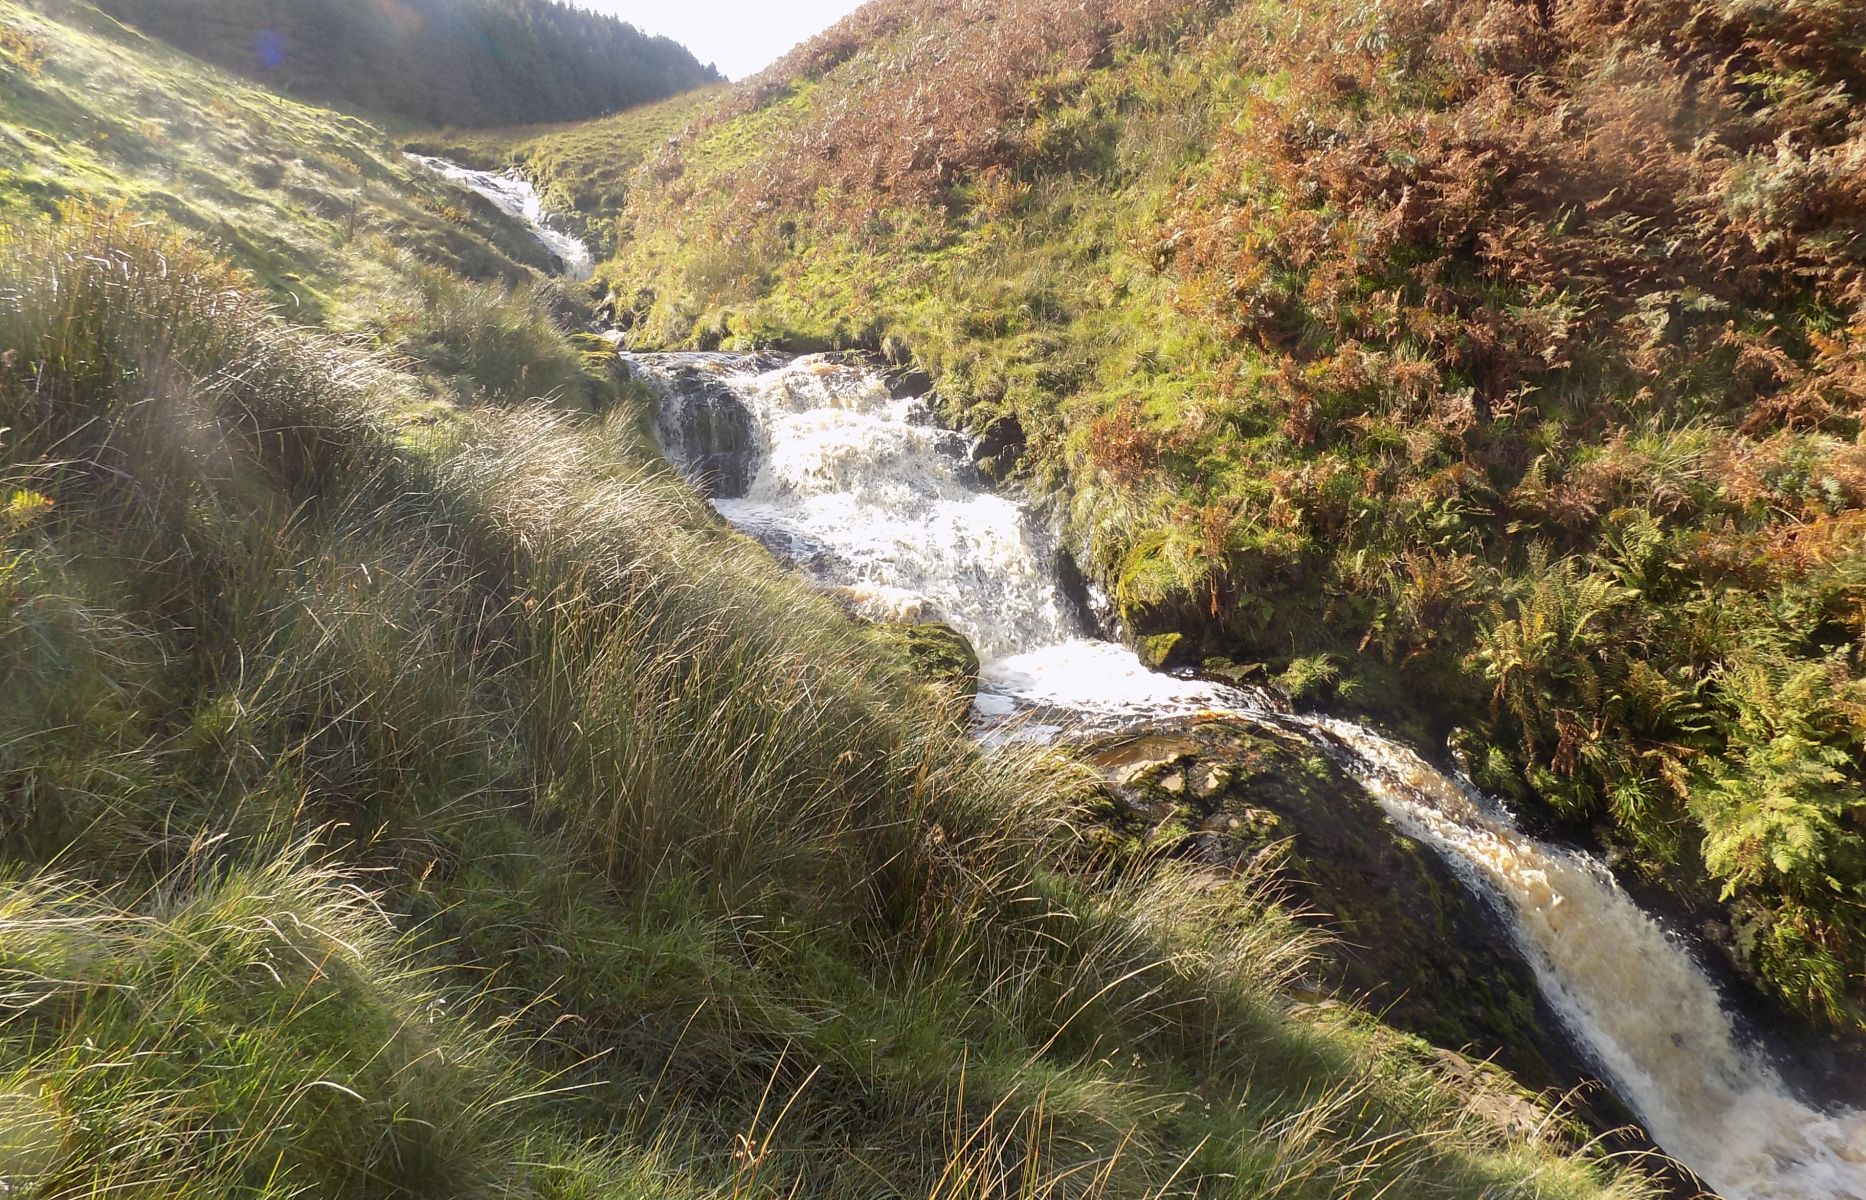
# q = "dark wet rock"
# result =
<box><xmin>1092</xmin><ymin>732</ymin><xmax>1201</xmax><ymax>786</ymax></box>
<box><xmin>888</xmin><ymin>367</ymin><xmax>936</xmax><ymax>399</ymax></box>
<box><xmin>651</xmin><ymin>365</ymin><xmax>759</xmax><ymax>498</ymax></box>
<box><xmin>1200</xmin><ymin>656</ymin><xmax>1266</xmax><ymax>687</ymax></box>
<box><xmin>1189</xmin><ymin>761</ymin><xmax>1232</xmax><ymax>796</ymax></box>
<box><xmin>970</xmin><ymin>414</ymin><xmax>1024</xmax><ymax>483</ymax></box>
<box><xmin>1052</xmin><ymin>546</ymin><xmax>1102</xmax><ymax>636</ymax></box>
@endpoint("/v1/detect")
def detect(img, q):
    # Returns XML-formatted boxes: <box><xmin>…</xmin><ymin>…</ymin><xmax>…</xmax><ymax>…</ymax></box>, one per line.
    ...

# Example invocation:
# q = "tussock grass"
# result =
<box><xmin>0</xmin><ymin>854</ymin><xmax>536</xmax><ymax>1199</ymax></box>
<box><xmin>390</xmin><ymin>256</ymin><xmax>611</xmax><ymax>409</ymax></box>
<box><xmin>0</xmin><ymin>211</ymin><xmax>1656</xmax><ymax>1198</ymax></box>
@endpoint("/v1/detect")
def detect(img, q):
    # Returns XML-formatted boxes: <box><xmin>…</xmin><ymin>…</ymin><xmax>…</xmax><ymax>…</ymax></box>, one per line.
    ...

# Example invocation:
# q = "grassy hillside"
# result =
<box><xmin>92</xmin><ymin>0</ymin><xmax>719</xmax><ymax>128</ymax></box>
<box><xmin>594</xmin><ymin>0</ymin><xmax>1866</xmax><ymax>1033</ymax></box>
<box><xmin>0</xmin><ymin>1</ymin><xmax>1661</xmax><ymax>1196</ymax></box>
<box><xmin>0</xmin><ymin>0</ymin><xmax>571</xmax><ymax>316</ymax></box>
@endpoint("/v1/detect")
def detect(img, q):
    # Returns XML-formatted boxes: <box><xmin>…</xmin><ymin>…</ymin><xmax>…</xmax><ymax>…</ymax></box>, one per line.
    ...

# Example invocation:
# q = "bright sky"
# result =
<box><xmin>579</xmin><ymin>1</ymin><xmax>865</xmax><ymax>81</ymax></box>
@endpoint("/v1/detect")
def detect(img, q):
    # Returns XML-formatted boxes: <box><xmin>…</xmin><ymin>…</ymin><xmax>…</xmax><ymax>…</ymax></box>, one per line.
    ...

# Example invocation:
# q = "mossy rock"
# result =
<box><xmin>1083</xmin><ymin>718</ymin><xmax>1640</xmax><ymax>1138</ymax></box>
<box><xmin>864</xmin><ymin>622</ymin><xmax>979</xmax><ymax>720</ymax></box>
<box><xmin>1134</xmin><ymin>631</ymin><xmax>1186</xmax><ymax>669</ymax></box>
<box><xmin>900</xmin><ymin>623</ymin><xmax>980</xmax><ymax>702</ymax></box>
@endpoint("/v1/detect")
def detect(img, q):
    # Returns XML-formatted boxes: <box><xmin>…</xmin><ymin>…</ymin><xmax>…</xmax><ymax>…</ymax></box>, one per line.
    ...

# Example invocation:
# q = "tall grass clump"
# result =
<box><xmin>0</xmin><ymin>855</ymin><xmax>547</xmax><ymax>1200</ymax></box>
<box><xmin>1</xmin><ymin>210</ymin><xmax>1654</xmax><ymax>1199</ymax></box>
<box><xmin>393</xmin><ymin>256</ymin><xmax>611</xmax><ymax>409</ymax></box>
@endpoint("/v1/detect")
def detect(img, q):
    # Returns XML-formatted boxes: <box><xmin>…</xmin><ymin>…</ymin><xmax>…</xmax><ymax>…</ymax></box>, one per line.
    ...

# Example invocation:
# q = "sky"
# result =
<box><xmin>579</xmin><ymin>1</ymin><xmax>865</xmax><ymax>82</ymax></box>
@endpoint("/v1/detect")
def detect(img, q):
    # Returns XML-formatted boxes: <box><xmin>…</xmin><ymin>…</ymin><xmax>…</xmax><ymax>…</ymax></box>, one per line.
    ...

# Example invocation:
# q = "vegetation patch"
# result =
<box><xmin>0</xmin><ymin>0</ymin><xmax>571</xmax><ymax>318</ymax></box>
<box><xmin>596</xmin><ymin>0</ymin><xmax>1866</xmax><ymax>1033</ymax></box>
<box><xmin>0</xmin><ymin>200</ymin><xmax>1659</xmax><ymax>1200</ymax></box>
<box><xmin>409</xmin><ymin>86</ymin><xmax>728</xmax><ymax>259</ymax></box>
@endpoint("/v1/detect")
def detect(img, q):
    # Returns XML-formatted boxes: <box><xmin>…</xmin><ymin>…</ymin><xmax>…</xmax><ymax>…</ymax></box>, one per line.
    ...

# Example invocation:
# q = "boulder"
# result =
<box><xmin>1134</xmin><ymin>631</ymin><xmax>1185</xmax><ymax>669</ymax></box>
<box><xmin>862</xmin><ymin>621</ymin><xmax>980</xmax><ymax>723</ymax></box>
<box><xmin>900</xmin><ymin>622</ymin><xmax>980</xmax><ymax>704</ymax></box>
<box><xmin>1087</xmin><ymin>733</ymin><xmax>1202</xmax><ymax>788</ymax></box>
<box><xmin>970</xmin><ymin>414</ymin><xmax>1025</xmax><ymax>483</ymax></box>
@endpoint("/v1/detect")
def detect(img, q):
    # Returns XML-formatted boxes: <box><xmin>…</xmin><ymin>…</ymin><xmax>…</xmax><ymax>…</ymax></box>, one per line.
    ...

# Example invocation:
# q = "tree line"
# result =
<box><xmin>98</xmin><ymin>0</ymin><xmax>721</xmax><ymax>127</ymax></box>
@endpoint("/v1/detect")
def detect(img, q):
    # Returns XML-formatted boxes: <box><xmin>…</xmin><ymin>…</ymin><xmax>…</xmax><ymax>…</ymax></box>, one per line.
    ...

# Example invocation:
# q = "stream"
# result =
<box><xmin>406</xmin><ymin>154</ymin><xmax>594</xmax><ymax>280</ymax></box>
<box><xmin>633</xmin><ymin>352</ymin><xmax>1866</xmax><ymax>1200</ymax></box>
<box><xmin>416</xmin><ymin>160</ymin><xmax>1866</xmax><ymax>1200</ymax></box>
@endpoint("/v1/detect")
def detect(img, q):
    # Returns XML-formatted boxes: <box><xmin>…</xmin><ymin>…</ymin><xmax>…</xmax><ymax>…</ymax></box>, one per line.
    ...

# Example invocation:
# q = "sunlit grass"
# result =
<box><xmin>595</xmin><ymin>0</ymin><xmax>1866</xmax><ymax>1032</ymax></box>
<box><xmin>0</xmin><ymin>207</ymin><xmax>1662</xmax><ymax>1198</ymax></box>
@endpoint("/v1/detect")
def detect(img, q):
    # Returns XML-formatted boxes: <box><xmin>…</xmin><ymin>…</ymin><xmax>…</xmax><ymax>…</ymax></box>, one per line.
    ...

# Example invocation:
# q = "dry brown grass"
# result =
<box><xmin>653</xmin><ymin>0</ymin><xmax>1229</xmax><ymax>211</ymax></box>
<box><xmin>1165</xmin><ymin>0</ymin><xmax>1864</xmax><ymax>458</ymax></box>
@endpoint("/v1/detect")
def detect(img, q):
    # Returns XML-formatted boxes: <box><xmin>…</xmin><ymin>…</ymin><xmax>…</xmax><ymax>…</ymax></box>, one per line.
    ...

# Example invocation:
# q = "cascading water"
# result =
<box><xmin>406</xmin><ymin>154</ymin><xmax>594</xmax><ymax>280</ymax></box>
<box><xmin>628</xmin><ymin>351</ymin><xmax>1866</xmax><ymax>1200</ymax></box>
<box><xmin>1297</xmin><ymin>718</ymin><xmax>1866</xmax><ymax>1200</ymax></box>
<box><xmin>636</xmin><ymin>353</ymin><xmax>1243</xmax><ymax>736</ymax></box>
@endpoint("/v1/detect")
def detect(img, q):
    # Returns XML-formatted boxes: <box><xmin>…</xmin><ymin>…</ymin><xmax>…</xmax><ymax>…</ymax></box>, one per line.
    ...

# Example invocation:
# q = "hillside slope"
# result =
<box><xmin>0</xmin><ymin>2</ymin><xmax>1657</xmax><ymax>1197</ymax></box>
<box><xmin>596</xmin><ymin>0</ymin><xmax>1866</xmax><ymax>1033</ymax></box>
<box><xmin>93</xmin><ymin>0</ymin><xmax>720</xmax><ymax>128</ymax></box>
<box><xmin>0</xmin><ymin>0</ymin><xmax>576</xmax><ymax>316</ymax></box>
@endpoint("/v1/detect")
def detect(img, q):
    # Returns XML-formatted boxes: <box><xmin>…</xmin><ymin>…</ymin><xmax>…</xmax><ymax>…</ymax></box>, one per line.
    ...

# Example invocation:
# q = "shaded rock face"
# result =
<box><xmin>1083</xmin><ymin>719</ymin><xmax>1644</xmax><ymax>1139</ymax></box>
<box><xmin>970</xmin><ymin>414</ymin><xmax>1024</xmax><ymax>483</ymax></box>
<box><xmin>650</xmin><ymin>363</ymin><xmax>760</xmax><ymax>499</ymax></box>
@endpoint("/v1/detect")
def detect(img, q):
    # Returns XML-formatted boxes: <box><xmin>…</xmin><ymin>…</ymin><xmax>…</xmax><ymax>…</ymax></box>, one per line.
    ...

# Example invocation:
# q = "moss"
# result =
<box><xmin>1135</xmin><ymin>631</ymin><xmax>1184</xmax><ymax>669</ymax></box>
<box><xmin>900</xmin><ymin>622</ymin><xmax>980</xmax><ymax>699</ymax></box>
<box><xmin>865</xmin><ymin>620</ymin><xmax>980</xmax><ymax>722</ymax></box>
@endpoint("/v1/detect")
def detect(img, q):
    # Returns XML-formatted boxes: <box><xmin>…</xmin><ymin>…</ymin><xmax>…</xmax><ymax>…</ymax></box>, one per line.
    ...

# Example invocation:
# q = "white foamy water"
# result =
<box><xmin>1298</xmin><ymin>718</ymin><xmax>1866</xmax><ymax>1200</ymax></box>
<box><xmin>406</xmin><ymin>154</ymin><xmax>594</xmax><ymax>279</ymax></box>
<box><xmin>976</xmin><ymin>640</ymin><xmax>1246</xmax><ymax>739</ymax></box>
<box><xmin>631</xmin><ymin>351</ymin><xmax>1866</xmax><ymax>1198</ymax></box>
<box><xmin>631</xmin><ymin>352</ymin><xmax>1231</xmax><ymax>732</ymax></box>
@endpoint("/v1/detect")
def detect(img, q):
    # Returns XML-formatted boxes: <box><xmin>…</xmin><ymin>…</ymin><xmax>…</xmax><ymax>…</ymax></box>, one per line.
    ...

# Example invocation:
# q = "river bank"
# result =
<box><xmin>624</xmin><ymin>348</ymin><xmax>1866</xmax><ymax>1200</ymax></box>
<box><xmin>413</xmin><ymin>153</ymin><xmax>1866</xmax><ymax>1200</ymax></box>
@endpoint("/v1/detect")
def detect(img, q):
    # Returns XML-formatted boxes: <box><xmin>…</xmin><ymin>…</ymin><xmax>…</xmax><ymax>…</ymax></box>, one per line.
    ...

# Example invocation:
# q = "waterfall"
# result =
<box><xmin>637</xmin><ymin>353</ymin><xmax>1240</xmax><ymax>731</ymax></box>
<box><xmin>1298</xmin><ymin>717</ymin><xmax>1866</xmax><ymax>1200</ymax></box>
<box><xmin>628</xmin><ymin>351</ymin><xmax>1866</xmax><ymax>1200</ymax></box>
<box><xmin>406</xmin><ymin>154</ymin><xmax>594</xmax><ymax>280</ymax></box>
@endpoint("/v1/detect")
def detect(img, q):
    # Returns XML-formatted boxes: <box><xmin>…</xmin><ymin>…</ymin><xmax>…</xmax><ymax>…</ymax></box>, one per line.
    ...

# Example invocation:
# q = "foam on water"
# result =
<box><xmin>638</xmin><ymin>355</ymin><xmax>1129</xmax><ymax>684</ymax></box>
<box><xmin>1299</xmin><ymin>718</ymin><xmax>1866</xmax><ymax>1200</ymax></box>
<box><xmin>630</xmin><ymin>350</ymin><xmax>1866</xmax><ymax>1198</ymax></box>
<box><xmin>977</xmin><ymin>640</ymin><xmax>1250</xmax><ymax>741</ymax></box>
<box><xmin>407</xmin><ymin>154</ymin><xmax>594</xmax><ymax>280</ymax></box>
